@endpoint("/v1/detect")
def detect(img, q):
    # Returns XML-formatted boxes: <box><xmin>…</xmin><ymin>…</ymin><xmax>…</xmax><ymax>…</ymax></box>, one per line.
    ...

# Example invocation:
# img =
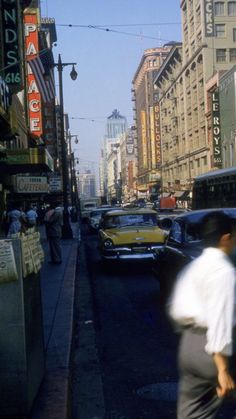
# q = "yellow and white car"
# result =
<box><xmin>98</xmin><ymin>208</ymin><xmax>168</xmax><ymax>261</ymax></box>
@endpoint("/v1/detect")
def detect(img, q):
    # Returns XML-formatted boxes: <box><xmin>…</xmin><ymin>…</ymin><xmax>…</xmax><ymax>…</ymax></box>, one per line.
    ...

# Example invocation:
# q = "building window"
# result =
<box><xmin>230</xmin><ymin>48</ymin><xmax>236</xmax><ymax>61</ymax></box>
<box><xmin>228</xmin><ymin>1</ymin><xmax>236</xmax><ymax>15</ymax></box>
<box><xmin>202</xmin><ymin>156</ymin><xmax>207</xmax><ymax>166</ymax></box>
<box><xmin>215</xmin><ymin>24</ymin><xmax>226</xmax><ymax>37</ymax></box>
<box><xmin>214</xmin><ymin>2</ymin><xmax>225</xmax><ymax>15</ymax></box>
<box><xmin>233</xmin><ymin>28</ymin><xmax>236</xmax><ymax>41</ymax></box>
<box><xmin>216</xmin><ymin>48</ymin><xmax>226</xmax><ymax>62</ymax></box>
<box><xmin>230</xmin><ymin>143</ymin><xmax>234</xmax><ymax>166</ymax></box>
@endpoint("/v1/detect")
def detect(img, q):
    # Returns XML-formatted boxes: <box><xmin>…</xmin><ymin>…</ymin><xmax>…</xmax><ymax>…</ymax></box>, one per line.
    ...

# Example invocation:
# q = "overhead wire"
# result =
<box><xmin>70</xmin><ymin>115</ymin><xmax>133</xmax><ymax>123</ymax></box>
<box><xmin>56</xmin><ymin>22</ymin><xmax>181</xmax><ymax>43</ymax></box>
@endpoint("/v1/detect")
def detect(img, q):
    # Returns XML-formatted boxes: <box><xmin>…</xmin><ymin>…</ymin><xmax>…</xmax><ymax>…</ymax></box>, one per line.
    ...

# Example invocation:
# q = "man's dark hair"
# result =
<box><xmin>201</xmin><ymin>211</ymin><xmax>234</xmax><ymax>247</ymax></box>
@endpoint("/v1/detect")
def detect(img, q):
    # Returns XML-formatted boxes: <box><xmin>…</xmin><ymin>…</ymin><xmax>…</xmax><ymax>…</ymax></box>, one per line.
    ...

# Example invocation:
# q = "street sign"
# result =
<box><xmin>49</xmin><ymin>176</ymin><xmax>62</xmax><ymax>192</ymax></box>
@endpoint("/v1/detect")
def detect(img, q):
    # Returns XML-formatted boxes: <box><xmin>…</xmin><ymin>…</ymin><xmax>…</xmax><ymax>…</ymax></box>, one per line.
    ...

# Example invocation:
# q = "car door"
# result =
<box><xmin>155</xmin><ymin>219</ymin><xmax>187</xmax><ymax>302</ymax></box>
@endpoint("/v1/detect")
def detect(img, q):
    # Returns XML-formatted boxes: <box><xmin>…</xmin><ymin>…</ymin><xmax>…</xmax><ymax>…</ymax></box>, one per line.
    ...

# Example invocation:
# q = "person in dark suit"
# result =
<box><xmin>44</xmin><ymin>202</ymin><xmax>63</xmax><ymax>264</ymax></box>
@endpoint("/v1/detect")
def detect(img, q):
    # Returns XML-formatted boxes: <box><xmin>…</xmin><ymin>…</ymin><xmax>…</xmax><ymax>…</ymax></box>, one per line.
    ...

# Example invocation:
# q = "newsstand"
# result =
<box><xmin>0</xmin><ymin>229</ymin><xmax>45</xmax><ymax>417</ymax></box>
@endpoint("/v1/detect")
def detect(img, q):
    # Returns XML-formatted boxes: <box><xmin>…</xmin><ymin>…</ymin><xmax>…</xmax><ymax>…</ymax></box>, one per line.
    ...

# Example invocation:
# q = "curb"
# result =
<box><xmin>71</xmin><ymin>242</ymin><xmax>105</xmax><ymax>419</ymax></box>
<box><xmin>30</xmin><ymin>240</ymin><xmax>78</xmax><ymax>419</ymax></box>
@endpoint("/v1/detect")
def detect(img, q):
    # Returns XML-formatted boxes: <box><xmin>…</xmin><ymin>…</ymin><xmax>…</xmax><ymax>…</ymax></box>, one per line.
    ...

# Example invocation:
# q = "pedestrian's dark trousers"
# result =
<box><xmin>49</xmin><ymin>236</ymin><xmax>62</xmax><ymax>263</ymax></box>
<box><xmin>177</xmin><ymin>327</ymin><xmax>222</xmax><ymax>419</ymax></box>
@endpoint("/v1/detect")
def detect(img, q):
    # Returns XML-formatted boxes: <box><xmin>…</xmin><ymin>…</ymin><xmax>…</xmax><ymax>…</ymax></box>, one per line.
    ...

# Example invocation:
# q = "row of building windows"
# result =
<box><xmin>215</xmin><ymin>25</ymin><xmax>236</xmax><ymax>39</ymax></box>
<box><xmin>216</xmin><ymin>47</ymin><xmax>236</xmax><ymax>61</ymax></box>
<box><xmin>164</xmin><ymin>156</ymin><xmax>208</xmax><ymax>180</ymax></box>
<box><xmin>215</xmin><ymin>1</ymin><xmax>236</xmax><ymax>16</ymax></box>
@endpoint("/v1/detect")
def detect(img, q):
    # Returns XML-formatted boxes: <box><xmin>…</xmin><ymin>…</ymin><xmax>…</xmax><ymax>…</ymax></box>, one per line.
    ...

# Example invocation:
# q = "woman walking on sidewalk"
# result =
<box><xmin>44</xmin><ymin>202</ymin><xmax>63</xmax><ymax>264</ymax></box>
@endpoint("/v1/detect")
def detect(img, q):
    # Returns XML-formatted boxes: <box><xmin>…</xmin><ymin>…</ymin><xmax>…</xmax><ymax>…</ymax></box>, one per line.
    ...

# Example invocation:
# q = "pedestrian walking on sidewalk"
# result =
<box><xmin>168</xmin><ymin>211</ymin><xmax>236</xmax><ymax>419</ymax></box>
<box><xmin>7</xmin><ymin>202</ymin><xmax>26</xmax><ymax>237</ymax></box>
<box><xmin>44</xmin><ymin>202</ymin><xmax>63</xmax><ymax>264</ymax></box>
<box><xmin>26</xmin><ymin>204</ymin><xmax>38</xmax><ymax>228</ymax></box>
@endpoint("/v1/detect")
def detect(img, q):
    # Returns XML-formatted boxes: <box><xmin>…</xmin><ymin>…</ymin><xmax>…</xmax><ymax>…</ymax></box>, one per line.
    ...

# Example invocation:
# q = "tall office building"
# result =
<box><xmin>106</xmin><ymin>109</ymin><xmax>127</xmax><ymax>139</ymax></box>
<box><xmin>79</xmin><ymin>170</ymin><xmax>96</xmax><ymax>198</ymax></box>
<box><xmin>132</xmin><ymin>46</ymin><xmax>173</xmax><ymax>199</ymax></box>
<box><xmin>154</xmin><ymin>0</ymin><xmax>236</xmax><ymax>192</ymax></box>
<box><xmin>100</xmin><ymin>109</ymin><xmax>127</xmax><ymax>202</ymax></box>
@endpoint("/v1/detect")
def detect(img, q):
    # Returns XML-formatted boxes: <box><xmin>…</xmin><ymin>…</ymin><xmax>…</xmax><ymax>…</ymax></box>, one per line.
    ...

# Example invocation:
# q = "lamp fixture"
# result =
<box><xmin>70</xmin><ymin>65</ymin><xmax>78</xmax><ymax>81</ymax></box>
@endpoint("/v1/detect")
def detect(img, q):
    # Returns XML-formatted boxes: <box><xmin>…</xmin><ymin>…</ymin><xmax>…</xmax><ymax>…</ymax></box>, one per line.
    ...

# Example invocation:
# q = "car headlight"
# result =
<box><xmin>103</xmin><ymin>239</ymin><xmax>113</xmax><ymax>248</ymax></box>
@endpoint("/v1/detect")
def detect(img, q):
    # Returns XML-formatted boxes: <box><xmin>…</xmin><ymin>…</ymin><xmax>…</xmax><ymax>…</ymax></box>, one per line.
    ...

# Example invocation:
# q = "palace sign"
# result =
<box><xmin>24</xmin><ymin>11</ymin><xmax>43</xmax><ymax>137</ymax></box>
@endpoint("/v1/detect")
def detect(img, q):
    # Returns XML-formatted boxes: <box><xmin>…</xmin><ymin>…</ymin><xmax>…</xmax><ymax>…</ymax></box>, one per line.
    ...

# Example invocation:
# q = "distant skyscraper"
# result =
<box><xmin>79</xmin><ymin>170</ymin><xmax>96</xmax><ymax>198</ymax></box>
<box><xmin>106</xmin><ymin>109</ymin><xmax>127</xmax><ymax>139</ymax></box>
<box><xmin>100</xmin><ymin>109</ymin><xmax>127</xmax><ymax>201</ymax></box>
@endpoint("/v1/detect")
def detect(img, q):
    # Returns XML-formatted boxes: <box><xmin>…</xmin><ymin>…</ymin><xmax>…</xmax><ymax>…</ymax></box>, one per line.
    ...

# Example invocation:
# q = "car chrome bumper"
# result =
<box><xmin>102</xmin><ymin>245</ymin><xmax>164</xmax><ymax>260</ymax></box>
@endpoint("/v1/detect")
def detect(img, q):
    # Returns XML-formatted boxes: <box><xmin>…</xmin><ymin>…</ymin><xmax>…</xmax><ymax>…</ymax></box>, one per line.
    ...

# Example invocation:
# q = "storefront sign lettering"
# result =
<box><xmin>24</xmin><ymin>11</ymin><xmax>43</xmax><ymax>137</ymax></box>
<box><xmin>2</xmin><ymin>0</ymin><xmax>21</xmax><ymax>86</ymax></box>
<box><xmin>204</xmin><ymin>0</ymin><xmax>214</xmax><ymax>37</ymax></box>
<box><xmin>15</xmin><ymin>176</ymin><xmax>49</xmax><ymax>193</ymax></box>
<box><xmin>212</xmin><ymin>90</ymin><xmax>222</xmax><ymax>166</ymax></box>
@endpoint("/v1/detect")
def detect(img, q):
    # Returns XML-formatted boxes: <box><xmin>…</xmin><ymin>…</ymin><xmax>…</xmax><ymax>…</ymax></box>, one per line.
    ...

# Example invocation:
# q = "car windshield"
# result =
<box><xmin>90</xmin><ymin>210</ymin><xmax>104</xmax><ymax>217</ymax></box>
<box><xmin>104</xmin><ymin>213</ymin><xmax>158</xmax><ymax>228</ymax></box>
<box><xmin>84</xmin><ymin>203</ymin><xmax>97</xmax><ymax>209</ymax></box>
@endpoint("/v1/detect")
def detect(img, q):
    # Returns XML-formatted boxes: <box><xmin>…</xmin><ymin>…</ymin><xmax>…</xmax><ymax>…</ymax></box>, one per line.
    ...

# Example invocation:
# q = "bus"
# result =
<box><xmin>192</xmin><ymin>166</ymin><xmax>236</xmax><ymax>209</ymax></box>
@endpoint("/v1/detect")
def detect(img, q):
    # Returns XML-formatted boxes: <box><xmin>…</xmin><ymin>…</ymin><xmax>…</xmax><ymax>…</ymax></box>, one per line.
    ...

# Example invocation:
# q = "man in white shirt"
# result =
<box><xmin>169</xmin><ymin>211</ymin><xmax>236</xmax><ymax>418</ymax></box>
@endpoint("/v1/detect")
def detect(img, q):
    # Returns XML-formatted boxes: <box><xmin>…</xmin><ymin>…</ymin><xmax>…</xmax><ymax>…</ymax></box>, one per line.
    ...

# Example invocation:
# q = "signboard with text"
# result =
<box><xmin>212</xmin><ymin>90</ymin><xmax>222</xmax><ymax>166</ymax></box>
<box><xmin>49</xmin><ymin>176</ymin><xmax>62</xmax><ymax>192</ymax></box>
<box><xmin>154</xmin><ymin>105</ymin><xmax>161</xmax><ymax>166</ymax></box>
<box><xmin>204</xmin><ymin>0</ymin><xmax>214</xmax><ymax>37</ymax></box>
<box><xmin>24</xmin><ymin>11</ymin><xmax>43</xmax><ymax>137</ymax></box>
<box><xmin>141</xmin><ymin>110</ymin><xmax>147</xmax><ymax>169</ymax></box>
<box><xmin>1</xmin><ymin>0</ymin><xmax>22</xmax><ymax>87</ymax></box>
<box><xmin>14</xmin><ymin>176</ymin><xmax>49</xmax><ymax>194</ymax></box>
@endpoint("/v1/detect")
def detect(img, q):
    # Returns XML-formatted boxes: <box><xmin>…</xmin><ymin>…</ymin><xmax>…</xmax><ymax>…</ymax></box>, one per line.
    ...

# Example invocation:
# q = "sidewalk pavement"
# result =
<box><xmin>29</xmin><ymin>222</ymin><xmax>80</xmax><ymax>419</ymax></box>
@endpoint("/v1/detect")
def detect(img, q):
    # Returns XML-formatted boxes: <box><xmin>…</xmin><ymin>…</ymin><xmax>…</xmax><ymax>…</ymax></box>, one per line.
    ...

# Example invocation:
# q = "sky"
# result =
<box><xmin>41</xmin><ymin>0</ymin><xmax>182</xmax><ymax>174</ymax></box>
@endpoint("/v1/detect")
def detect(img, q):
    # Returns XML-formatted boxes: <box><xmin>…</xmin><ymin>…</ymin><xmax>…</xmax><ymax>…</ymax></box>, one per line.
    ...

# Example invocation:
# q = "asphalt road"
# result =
<box><xmin>71</xmin><ymin>230</ymin><xmax>236</xmax><ymax>419</ymax></box>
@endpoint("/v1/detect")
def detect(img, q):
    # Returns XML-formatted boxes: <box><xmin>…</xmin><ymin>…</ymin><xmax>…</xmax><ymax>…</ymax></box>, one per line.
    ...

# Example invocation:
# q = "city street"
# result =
<box><xmin>71</xmin><ymin>228</ymin><xmax>236</xmax><ymax>419</ymax></box>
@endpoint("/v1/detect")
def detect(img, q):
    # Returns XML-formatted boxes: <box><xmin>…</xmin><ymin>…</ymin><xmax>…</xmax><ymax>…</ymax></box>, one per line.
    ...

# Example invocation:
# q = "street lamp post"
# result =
<box><xmin>67</xmin><ymin>133</ymin><xmax>79</xmax><ymax>209</ymax></box>
<box><xmin>54</xmin><ymin>54</ymin><xmax>77</xmax><ymax>239</ymax></box>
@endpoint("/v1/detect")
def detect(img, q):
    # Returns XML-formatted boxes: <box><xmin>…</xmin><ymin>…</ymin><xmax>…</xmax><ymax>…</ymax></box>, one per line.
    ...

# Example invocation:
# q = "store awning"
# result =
<box><xmin>0</xmin><ymin>147</ymin><xmax>54</xmax><ymax>174</ymax></box>
<box><xmin>173</xmin><ymin>190</ymin><xmax>190</xmax><ymax>200</ymax></box>
<box><xmin>137</xmin><ymin>185</ymin><xmax>148</xmax><ymax>192</ymax></box>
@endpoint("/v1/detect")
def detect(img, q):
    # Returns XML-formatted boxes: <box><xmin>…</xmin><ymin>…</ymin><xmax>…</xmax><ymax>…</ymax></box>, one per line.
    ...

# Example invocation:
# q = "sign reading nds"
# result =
<box><xmin>1</xmin><ymin>0</ymin><xmax>22</xmax><ymax>86</ymax></box>
<box><xmin>204</xmin><ymin>0</ymin><xmax>214</xmax><ymax>37</ymax></box>
<box><xmin>212</xmin><ymin>90</ymin><xmax>222</xmax><ymax>167</ymax></box>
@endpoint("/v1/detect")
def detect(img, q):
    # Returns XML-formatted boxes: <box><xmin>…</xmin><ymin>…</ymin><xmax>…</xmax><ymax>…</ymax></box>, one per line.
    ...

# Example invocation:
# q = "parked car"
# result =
<box><xmin>156</xmin><ymin>209</ymin><xmax>190</xmax><ymax>232</ymax></box>
<box><xmin>88</xmin><ymin>207</ymin><xmax>116</xmax><ymax>232</ymax></box>
<box><xmin>98</xmin><ymin>208</ymin><xmax>168</xmax><ymax>261</ymax></box>
<box><xmin>153</xmin><ymin>208</ymin><xmax>236</xmax><ymax>303</ymax></box>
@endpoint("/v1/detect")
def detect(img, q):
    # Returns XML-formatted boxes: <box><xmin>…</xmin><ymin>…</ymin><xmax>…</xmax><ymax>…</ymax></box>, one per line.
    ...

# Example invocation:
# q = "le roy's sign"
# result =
<box><xmin>212</xmin><ymin>90</ymin><xmax>222</xmax><ymax>166</ymax></box>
